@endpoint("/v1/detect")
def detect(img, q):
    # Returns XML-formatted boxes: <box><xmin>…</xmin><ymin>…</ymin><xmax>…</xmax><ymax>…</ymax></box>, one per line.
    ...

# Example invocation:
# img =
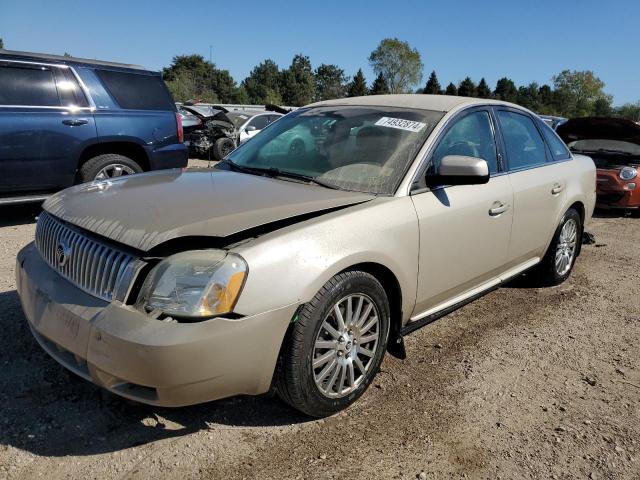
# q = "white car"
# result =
<box><xmin>233</xmin><ymin>111</ymin><xmax>284</xmax><ymax>144</ymax></box>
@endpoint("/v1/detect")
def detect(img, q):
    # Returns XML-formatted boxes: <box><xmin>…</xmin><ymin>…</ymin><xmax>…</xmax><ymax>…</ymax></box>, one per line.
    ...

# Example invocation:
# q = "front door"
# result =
<box><xmin>411</xmin><ymin>108</ymin><xmax>514</xmax><ymax>317</ymax></box>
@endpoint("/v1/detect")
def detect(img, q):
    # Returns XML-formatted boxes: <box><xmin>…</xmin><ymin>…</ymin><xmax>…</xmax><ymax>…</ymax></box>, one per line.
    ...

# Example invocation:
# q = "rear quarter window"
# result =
<box><xmin>96</xmin><ymin>69</ymin><xmax>175</xmax><ymax>111</ymax></box>
<box><xmin>540</xmin><ymin>122</ymin><xmax>571</xmax><ymax>160</ymax></box>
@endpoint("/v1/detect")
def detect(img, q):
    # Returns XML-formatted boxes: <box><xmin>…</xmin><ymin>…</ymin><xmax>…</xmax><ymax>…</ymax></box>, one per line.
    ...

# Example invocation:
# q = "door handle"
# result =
<box><xmin>489</xmin><ymin>201</ymin><xmax>510</xmax><ymax>216</ymax></box>
<box><xmin>551</xmin><ymin>184</ymin><xmax>564</xmax><ymax>195</ymax></box>
<box><xmin>62</xmin><ymin>118</ymin><xmax>89</xmax><ymax>126</ymax></box>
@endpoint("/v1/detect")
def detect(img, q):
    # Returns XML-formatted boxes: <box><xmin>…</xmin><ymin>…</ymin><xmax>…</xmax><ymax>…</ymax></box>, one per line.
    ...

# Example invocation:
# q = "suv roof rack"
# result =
<box><xmin>0</xmin><ymin>49</ymin><xmax>148</xmax><ymax>71</ymax></box>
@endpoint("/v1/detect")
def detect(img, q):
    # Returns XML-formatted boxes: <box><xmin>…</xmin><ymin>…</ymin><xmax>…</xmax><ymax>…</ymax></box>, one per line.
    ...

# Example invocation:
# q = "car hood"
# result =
<box><xmin>43</xmin><ymin>169</ymin><xmax>374</xmax><ymax>252</ymax></box>
<box><xmin>557</xmin><ymin>117</ymin><xmax>640</xmax><ymax>145</ymax></box>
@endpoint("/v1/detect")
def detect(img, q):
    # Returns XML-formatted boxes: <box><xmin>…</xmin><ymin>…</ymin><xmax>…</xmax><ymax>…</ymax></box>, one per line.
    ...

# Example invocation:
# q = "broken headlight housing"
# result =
<box><xmin>619</xmin><ymin>166</ymin><xmax>638</xmax><ymax>181</ymax></box>
<box><xmin>138</xmin><ymin>250</ymin><xmax>247</xmax><ymax>318</ymax></box>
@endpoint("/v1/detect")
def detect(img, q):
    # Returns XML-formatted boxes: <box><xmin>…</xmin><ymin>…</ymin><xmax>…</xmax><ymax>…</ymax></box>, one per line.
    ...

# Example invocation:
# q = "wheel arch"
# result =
<box><xmin>76</xmin><ymin>142</ymin><xmax>150</xmax><ymax>177</ymax></box>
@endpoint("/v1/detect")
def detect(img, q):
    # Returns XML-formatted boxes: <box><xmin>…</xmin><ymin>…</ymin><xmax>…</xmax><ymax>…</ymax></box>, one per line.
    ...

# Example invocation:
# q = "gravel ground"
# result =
<box><xmin>0</xmin><ymin>190</ymin><xmax>638</xmax><ymax>479</ymax></box>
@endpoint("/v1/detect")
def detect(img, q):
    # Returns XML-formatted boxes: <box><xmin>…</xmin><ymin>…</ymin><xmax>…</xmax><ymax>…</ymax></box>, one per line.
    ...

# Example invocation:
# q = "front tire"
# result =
<box><xmin>276</xmin><ymin>271</ymin><xmax>390</xmax><ymax>417</ymax></box>
<box><xmin>213</xmin><ymin>137</ymin><xmax>236</xmax><ymax>160</ymax></box>
<box><xmin>534</xmin><ymin>208</ymin><xmax>582</xmax><ymax>286</ymax></box>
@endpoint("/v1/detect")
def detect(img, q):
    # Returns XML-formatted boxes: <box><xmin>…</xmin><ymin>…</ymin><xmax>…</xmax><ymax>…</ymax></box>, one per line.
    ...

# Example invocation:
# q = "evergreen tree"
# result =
<box><xmin>494</xmin><ymin>77</ymin><xmax>518</xmax><ymax>102</ymax></box>
<box><xmin>423</xmin><ymin>70</ymin><xmax>442</xmax><ymax>94</ymax></box>
<box><xmin>444</xmin><ymin>82</ymin><xmax>458</xmax><ymax>95</ymax></box>
<box><xmin>347</xmin><ymin>69</ymin><xmax>368</xmax><ymax>97</ymax></box>
<box><xmin>369</xmin><ymin>72</ymin><xmax>390</xmax><ymax>95</ymax></box>
<box><xmin>476</xmin><ymin>78</ymin><xmax>492</xmax><ymax>98</ymax></box>
<box><xmin>516</xmin><ymin>82</ymin><xmax>540</xmax><ymax>111</ymax></box>
<box><xmin>0</xmin><ymin>38</ymin><xmax>4</xmax><ymax>49</ymax></box>
<box><xmin>314</xmin><ymin>64</ymin><xmax>348</xmax><ymax>101</ymax></box>
<box><xmin>457</xmin><ymin>77</ymin><xmax>477</xmax><ymax>97</ymax></box>
<box><xmin>280</xmin><ymin>54</ymin><xmax>316</xmax><ymax>106</ymax></box>
<box><xmin>241</xmin><ymin>59</ymin><xmax>282</xmax><ymax>104</ymax></box>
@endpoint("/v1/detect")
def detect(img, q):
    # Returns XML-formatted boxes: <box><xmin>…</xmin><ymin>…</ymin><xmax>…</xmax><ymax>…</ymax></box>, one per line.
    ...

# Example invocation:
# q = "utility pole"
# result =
<box><xmin>209</xmin><ymin>45</ymin><xmax>212</xmax><ymax>64</ymax></box>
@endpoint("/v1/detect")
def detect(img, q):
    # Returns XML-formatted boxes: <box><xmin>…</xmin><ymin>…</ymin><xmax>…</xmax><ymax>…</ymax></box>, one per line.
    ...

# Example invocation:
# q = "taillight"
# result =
<box><xmin>175</xmin><ymin>112</ymin><xmax>184</xmax><ymax>143</ymax></box>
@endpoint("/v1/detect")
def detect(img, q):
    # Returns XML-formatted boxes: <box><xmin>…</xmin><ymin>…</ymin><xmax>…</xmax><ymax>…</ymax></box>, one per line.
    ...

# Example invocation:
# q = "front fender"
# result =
<box><xmin>232</xmin><ymin>197</ymin><xmax>420</xmax><ymax>324</ymax></box>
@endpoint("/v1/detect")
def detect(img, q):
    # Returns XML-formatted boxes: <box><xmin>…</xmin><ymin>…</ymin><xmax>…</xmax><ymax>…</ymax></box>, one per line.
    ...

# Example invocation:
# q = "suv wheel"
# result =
<box><xmin>79</xmin><ymin>154</ymin><xmax>142</xmax><ymax>183</ymax></box>
<box><xmin>213</xmin><ymin>137</ymin><xmax>236</xmax><ymax>161</ymax></box>
<box><xmin>534</xmin><ymin>208</ymin><xmax>582</xmax><ymax>286</ymax></box>
<box><xmin>276</xmin><ymin>271</ymin><xmax>390</xmax><ymax>417</ymax></box>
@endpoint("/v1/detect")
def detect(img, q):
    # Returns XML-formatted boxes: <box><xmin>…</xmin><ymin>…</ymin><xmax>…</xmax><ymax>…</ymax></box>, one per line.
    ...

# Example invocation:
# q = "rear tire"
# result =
<box><xmin>78</xmin><ymin>154</ymin><xmax>142</xmax><ymax>183</ymax></box>
<box><xmin>213</xmin><ymin>137</ymin><xmax>236</xmax><ymax>160</ymax></box>
<box><xmin>533</xmin><ymin>208</ymin><xmax>582</xmax><ymax>286</ymax></box>
<box><xmin>276</xmin><ymin>271</ymin><xmax>390</xmax><ymax>417</ymax></box>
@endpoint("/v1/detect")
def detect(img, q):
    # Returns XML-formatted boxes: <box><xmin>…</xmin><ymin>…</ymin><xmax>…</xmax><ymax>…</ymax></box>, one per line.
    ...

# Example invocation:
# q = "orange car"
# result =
<box><xmin>557</xmin><ymin>117</ymin><xmax>639</xmax><ymax>210</ymax></box>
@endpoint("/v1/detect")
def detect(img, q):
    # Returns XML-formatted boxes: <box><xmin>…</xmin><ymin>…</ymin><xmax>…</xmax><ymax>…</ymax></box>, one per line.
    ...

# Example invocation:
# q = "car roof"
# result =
<box><xmin>308</xmin><ymin>94</ymin><xmax>522</xmax><ymax>113</ymax></box>
<box><xmin>0</xmin><ymin>49</ymin><xmax>150</xmax><ymax>73</ymax></box>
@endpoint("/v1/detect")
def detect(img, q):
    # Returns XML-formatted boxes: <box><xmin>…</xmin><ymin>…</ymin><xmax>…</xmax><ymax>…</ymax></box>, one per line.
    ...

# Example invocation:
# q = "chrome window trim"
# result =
<box><xmin>0</xmin><ymin>58</ymin><xmax>96</xmax><ymax>111</ymax></box>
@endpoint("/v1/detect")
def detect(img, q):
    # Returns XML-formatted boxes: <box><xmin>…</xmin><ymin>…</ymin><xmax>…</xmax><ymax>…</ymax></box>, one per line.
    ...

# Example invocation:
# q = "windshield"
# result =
<box><xmin>223</xmin><ymin>106</ymin><xmax>443</xmax><ymax>194</ymax></box>
<box><xmin>569</xmin><ymin>139</ymin><xmax>640</xmax><ymax>156</ymax></box>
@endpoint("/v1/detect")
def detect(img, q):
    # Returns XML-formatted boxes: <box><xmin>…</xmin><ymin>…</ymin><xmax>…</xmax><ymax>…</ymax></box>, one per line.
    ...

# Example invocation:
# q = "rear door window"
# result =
<box><xmin>496</xmin><ymin>110</ymin><xmax>547</xmax><ymax>170</ymax></box>
<box><xmin>0</xmin><ymin>64</ymin><xmax>60</xmax><ymax>106</ymax></box>
<box><xmin>96</xmin><ymin>69</ymin><xmax>175</xmax><ymax>110</ymax></box>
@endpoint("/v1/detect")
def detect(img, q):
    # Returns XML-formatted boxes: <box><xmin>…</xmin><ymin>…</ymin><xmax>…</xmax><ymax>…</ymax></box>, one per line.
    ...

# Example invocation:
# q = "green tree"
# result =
<box><xmin>163</xmin><ymin>54</ymin><xmax>239</xmax><ymax>103</ymax></box>
<box><xmin>423</xmin><ymin>70</ymin><xmax>441</xmax><ymax>94</ymax></box>
<box><xmin>241</xmin><ymin>59</ymin><xmax>282</xmax><ymax>104</ymax></box>
<box><xmin>494</xmin><ymin>77</ymin><xmax>518</xmax><ymax>102</ymax></box>
<box><xmin>537</xmin><ymin>84</ymin><xmax>555</xmax><ymax>113</ymax></box>
<box><xmin>616</xmin><ymin>101</ymin><xmax>640</xmax><ymax>122</ymax></box>
<box><xmin>314</xmin><ymin>63</ymin><xmax>347</xmax><ymax>101</ymax></box>
<box><xmin>593</xmin><ymin>97</ymin><xmax>613</xmax><ymax>116</ymax></box>
<box><xmin>280</xmin><ymin>54</ymin><xmax>316</xmax><ymax>106</ymax></box>
<box><xmin>347</xmin><ymin>69</ymin><xmax>368</xmax><ymax>97</ymax></box>
<box><xmin>552</xmin><ymin>69</ymin><xmax>610</xmax><ymax>117</ymax></box>
<box><xmin>0</xmin><ymin>38</ymin><xmax>4</xmax><ymax>49</ymax></box>
<box><xmin>369</xmin><ymin>72</ymin><xmax>390</xmax><ymax>95</ymax></box>
<box><xmin>476</xmin><ymin>78</ymin><xmax>492</xmax><ymax>98</ymax></box>
<box><xmin>444</xmin><ymin>82</ymin><xmax>458</xmax><ymax>95</ymax></box>
<box><xmin>368</xmin><ymin>38</ymin><xmax>423</xmax><ymax>93</ymax></box>
<box><xmin>516</xmin><ymin>82</ymin><xmax>540</xmax><ymax>111</ymax></box>
<box><xmin>457</xmin><ymin>77</ymin><xmax>477</xmax><ymax>97</ymax></box>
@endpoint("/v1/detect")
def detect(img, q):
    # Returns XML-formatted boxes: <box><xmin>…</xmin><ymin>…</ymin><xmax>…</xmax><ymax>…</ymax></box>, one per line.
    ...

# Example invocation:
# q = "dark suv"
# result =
<box><xmin>0</xmin><ymin>50</ymin><xmax>188</xmax><ymax>204</ymax></box>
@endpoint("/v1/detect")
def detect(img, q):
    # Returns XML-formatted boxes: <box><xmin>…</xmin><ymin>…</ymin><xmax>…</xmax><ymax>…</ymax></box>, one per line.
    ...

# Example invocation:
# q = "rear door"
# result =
<box><xmin>410</xmin><ymin>107</ymin><xmax>514</xmax><ymax>317</ymax></box>
<box><xmin>0</xmin><ymin>60</ymin><xmax>97</xmax><ymax>193</ymax></box>
<box><xmin>494</xmin><ymin>108</ymin><xmax>568</xmax><ymax>265</ymax></box>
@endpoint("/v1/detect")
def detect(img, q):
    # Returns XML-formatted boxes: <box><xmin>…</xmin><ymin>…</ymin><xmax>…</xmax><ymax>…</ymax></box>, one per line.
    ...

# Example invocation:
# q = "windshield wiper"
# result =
<box><xmin>221</xmin><ymin>160</ymin><xmax>339</xmax><ymax>190</ymax></box>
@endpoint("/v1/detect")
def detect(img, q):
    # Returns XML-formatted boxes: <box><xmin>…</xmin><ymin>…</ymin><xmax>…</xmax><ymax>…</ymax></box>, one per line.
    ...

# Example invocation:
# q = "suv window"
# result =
<box><xmin>96</xmin><ymin>69</ymin><xmax>175</xmax><ymax>111</ymax></box>
<box><xmin>248</xmin><ymin>115</ymin><xmax>270</xmax><ymax>130</ymax></box>
<box><xmin>431</xmin><ymin>110</ymin><xmax>498</xmax><ymax>174</ymax></box>
<box><xmin>0</xmin><ymin>64</ymin><xmax>60</xmax><ymax>106</ymax></box>
<box><xmin>540</xmin><ymin>122</ymin><xmax>571</xmax><ymax>160</ymax></box>
<box><xmin>497</xmin><ymin>110</ymin><xmax>547</xmax><ymax>170</ymax></box>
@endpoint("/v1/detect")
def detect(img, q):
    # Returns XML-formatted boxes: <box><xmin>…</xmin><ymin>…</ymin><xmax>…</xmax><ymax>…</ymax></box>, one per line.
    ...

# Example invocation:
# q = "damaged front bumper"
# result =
<box><xmin>16</xmin><ymin>242</ymin><xmax>296</xmax><ymax>407</ymax></box>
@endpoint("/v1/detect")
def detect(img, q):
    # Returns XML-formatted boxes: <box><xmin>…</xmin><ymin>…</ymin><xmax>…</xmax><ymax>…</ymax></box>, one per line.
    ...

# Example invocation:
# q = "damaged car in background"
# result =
<box><xmin>557</xmin><ymin>117</ymin><xmax>639</xmax><ymax>211</ymax></box>
<box><xmin>16</xmin><ymin>95</ymin><xmax>596</xmax><ymax>417</ymax></box>
<box><xmin>180</xmin><ymin>103</ymin><xmax>283</xmax><ymax>160</ymax></box>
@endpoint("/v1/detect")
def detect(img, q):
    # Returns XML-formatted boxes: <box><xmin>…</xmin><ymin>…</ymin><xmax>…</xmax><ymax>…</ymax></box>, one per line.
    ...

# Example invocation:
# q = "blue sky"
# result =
<box><xmin>1</xmin><ymin>0</ymin><xmax>637</xmax><ymax>104</ymax></box>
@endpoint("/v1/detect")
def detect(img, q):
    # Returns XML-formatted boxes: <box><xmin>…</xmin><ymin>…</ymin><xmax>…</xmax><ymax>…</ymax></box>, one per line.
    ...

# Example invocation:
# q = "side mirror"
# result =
<box><xmin>426</xmin><ymin>155</ymin><xmax>489</xmax><ymax>186</ymax></box>
<box><xmin>245</xmin><ymin>125</ymin><xmax>257</xmax><ymax>132</ymax></box>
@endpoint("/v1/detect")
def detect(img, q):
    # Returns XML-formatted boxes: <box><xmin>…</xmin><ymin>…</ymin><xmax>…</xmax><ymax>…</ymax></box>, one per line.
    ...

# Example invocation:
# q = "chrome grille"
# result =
<box><xmin>35</xmin><ymin>212</ymin><xmax>137</xmax><ymax>302</ymax></box>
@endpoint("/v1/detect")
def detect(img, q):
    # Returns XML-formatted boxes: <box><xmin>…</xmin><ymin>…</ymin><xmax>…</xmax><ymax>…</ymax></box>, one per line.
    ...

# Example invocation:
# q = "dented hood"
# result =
<box><xmin>43</xmin><ymin>169</ymin><xmax>373</xmax><ymax>252</ymax></box>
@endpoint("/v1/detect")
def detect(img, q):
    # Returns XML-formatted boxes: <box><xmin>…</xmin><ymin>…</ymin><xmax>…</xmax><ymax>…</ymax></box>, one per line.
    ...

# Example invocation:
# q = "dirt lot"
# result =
<box><xmin>0</xmin><ymin>196</ymin><xmax>638</xmax><ymax>479</ymax></box>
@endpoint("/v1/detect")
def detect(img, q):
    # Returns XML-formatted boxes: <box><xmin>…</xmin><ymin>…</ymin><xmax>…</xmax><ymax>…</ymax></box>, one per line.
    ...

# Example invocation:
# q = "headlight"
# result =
<box><xmin>620</xmin><ymin>166</ymin><xmax>638</xmax><ymax>181</ymax></box>
<box><xmin>138</xmin><ymin>250</ymin><xmax>247</xmax><ymax>318</ymax></box>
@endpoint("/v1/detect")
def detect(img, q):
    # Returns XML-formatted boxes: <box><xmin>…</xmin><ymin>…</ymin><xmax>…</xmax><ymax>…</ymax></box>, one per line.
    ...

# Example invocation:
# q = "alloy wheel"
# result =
<box><xmin>94</xmin><ymin>164</ymin><xmax>137</xmax><ymax>181</ymax></box>
<box><xmin>312</xmin><ymin>294</ymin><xmax>380</xmax><ymax>398</ymax></box>
<box><xmin>555</xmin><ymin>218</ymin><xmax>578</xmax><ymax>276</ymax></box>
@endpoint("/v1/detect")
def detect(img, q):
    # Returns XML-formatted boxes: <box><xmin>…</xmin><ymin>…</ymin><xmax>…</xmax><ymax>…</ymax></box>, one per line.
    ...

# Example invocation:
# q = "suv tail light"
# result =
<box><xmin>175</xmin><ymin>112</ymin><xmax>184</xmax><ymax>143</ymax></box>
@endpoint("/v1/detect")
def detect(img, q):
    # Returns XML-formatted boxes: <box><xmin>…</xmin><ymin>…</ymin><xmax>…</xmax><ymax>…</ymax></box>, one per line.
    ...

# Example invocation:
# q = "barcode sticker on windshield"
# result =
<box><xmin>375</xmin><ymin>117</ymin><xmax>427</xmax><ymax>132</ymax></box>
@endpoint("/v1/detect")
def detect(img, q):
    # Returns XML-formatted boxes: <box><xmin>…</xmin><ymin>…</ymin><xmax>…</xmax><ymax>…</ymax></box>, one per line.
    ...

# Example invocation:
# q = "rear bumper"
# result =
<box><xmin>596</xmin><ymin>169</ymin><xmax>639</xmax><ymax>208</ymax></box>
<box><xmin>16</xmin><ymin>243</ymin><xmax>296</xmax><ymax>407</ymax></box>
<box><xmin>148</xmin><ymin>143</ymin><xmax>189</xmax><ymax>171</ymax></box>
